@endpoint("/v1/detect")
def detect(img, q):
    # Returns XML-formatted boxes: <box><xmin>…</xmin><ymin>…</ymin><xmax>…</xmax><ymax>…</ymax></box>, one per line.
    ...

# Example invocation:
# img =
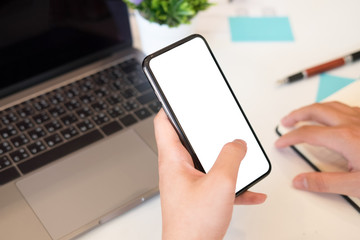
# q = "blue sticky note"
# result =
<box><xmin>316</xmin><ymin>74</ymin><xmax>356</xmax><ymax>102</ymax></box>
<box><xmin>229</xmin><ymin>17</ymin><xmax>294</xmax><ymax>42</ymax></box>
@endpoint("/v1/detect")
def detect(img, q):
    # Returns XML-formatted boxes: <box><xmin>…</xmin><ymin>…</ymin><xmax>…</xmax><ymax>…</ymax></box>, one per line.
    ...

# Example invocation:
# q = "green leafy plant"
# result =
<box><xmin>123</xmin><ymin>0</ymin><xmax>213</xmax><ymax>27</ymax></box>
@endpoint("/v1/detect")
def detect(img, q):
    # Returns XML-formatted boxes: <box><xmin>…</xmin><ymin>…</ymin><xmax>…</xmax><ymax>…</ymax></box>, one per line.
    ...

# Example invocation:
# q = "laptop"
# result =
<box><xmin>0</xmin><ymin>1</ymin><xmax>160</xmax><ymax>239</ymax></box>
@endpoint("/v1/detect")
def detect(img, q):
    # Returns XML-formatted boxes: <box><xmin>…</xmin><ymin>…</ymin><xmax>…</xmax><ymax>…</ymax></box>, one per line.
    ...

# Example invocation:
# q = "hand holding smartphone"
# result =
<box><xmin>143</xmin><ymin>34</ymin><xmax>271</xmax><ymax>195</ymax></box>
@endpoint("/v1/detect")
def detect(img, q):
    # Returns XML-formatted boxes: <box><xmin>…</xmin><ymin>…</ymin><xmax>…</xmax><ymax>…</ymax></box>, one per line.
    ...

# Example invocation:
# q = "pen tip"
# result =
<box><xmin>276</xmin><ymin>78</ymin><xmax>287</xmax><ymax>85</ymax></box>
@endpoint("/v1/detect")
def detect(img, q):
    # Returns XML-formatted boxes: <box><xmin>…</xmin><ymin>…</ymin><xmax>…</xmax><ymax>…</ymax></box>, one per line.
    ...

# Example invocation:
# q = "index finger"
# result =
<box><xmin>154</xmin><ymin>109</ymin><xmax>181</xmax><ymax>150</ymax></box>
<box><xmin>154</xmin><ymin>109</ymin><xmax>193</xmax><ymax>165</ymax></box>
<box><xmin>281</xmin><ymin>102</ymin><xmax>346</xmax><ymax>127</ymax></box>
<box><xmin>275</xmin><ymin>124</ymin><xmax>345</xmax><ymax>156</ymax></box>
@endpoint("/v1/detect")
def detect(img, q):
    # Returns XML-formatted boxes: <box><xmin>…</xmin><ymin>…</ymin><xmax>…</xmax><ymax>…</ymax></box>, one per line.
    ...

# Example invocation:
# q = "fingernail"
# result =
<box><xmin>256</xmin><ymin>194</ymin><xmax>267</xmax><ymax>204</ymax></box>
<box><xmin>293</xmin><ymin>175</ymin><xmax>308</xmax><ymax>190</ymax></box>
<box><xmin>281</xmin><ymin>115</ymin><xmax>294</xmax><ymax>127</ymax></box>
<box><xmin>280</xmin><ymin>116</ymin><xmax>288</xmax><ymax>125</ymax></box>
<box><xmin>274</xmin><ymin>138</ymin><xmax>283</xmax><ymax>148</ymax></box>
<box><xmin>233</xmin><ymin>139</ymin><xmax>247</xmax><ymax>147</ymax></box>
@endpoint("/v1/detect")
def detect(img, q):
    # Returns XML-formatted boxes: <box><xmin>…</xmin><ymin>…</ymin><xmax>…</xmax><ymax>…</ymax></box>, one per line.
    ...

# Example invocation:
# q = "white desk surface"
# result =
<box><xmin>78</xmin><ymin>0</ymin><xmax>360</xmax><ymax>239</ymax></box>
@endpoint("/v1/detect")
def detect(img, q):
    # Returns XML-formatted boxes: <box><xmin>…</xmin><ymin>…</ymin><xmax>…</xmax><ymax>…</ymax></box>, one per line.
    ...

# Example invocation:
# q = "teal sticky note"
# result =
<box><xmin>229</xmin><ymin>17</ymin><xmax>294</xmax><ymax>42</ymax></box>
<box><xmin>316</xmin><ymin>74</ymin><xmax>356</xmax><ymax>102</ymax></box>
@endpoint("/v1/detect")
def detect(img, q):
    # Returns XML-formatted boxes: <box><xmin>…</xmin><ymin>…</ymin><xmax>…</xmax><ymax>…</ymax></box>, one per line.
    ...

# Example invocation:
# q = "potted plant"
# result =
<box><xmin>123</xmin><ymin>0</ymin><xmax>213</xmax><ymax>27</ymax></box>
<box><xmin>123</xmin><ymin>0</ymin><xmax>213</xmax><ymax>53</ymax></box>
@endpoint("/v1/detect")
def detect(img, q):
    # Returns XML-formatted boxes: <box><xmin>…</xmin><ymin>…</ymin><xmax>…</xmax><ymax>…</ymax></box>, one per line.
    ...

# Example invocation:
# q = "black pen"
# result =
<box><xmin>277</xmin><ymin>50</ymin><xmax>360</xmax><ymax>85</ymax></box>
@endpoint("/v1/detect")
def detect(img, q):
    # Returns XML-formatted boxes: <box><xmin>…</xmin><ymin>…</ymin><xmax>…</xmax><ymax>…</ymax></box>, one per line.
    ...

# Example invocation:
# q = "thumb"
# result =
<box><xmin>208</xmin><ymin>140</ymin><xmax>247</xmax><ymax>183</ymax></box>
<box><xmin>293</xmin><ymin>172</ymin><xmax>360</xmax><ymax>198</ymax></box>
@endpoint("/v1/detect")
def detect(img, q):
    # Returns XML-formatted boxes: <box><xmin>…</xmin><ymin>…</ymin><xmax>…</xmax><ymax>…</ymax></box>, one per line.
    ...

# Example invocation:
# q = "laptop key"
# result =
<box><xmin>49</xmin><ymin>105</ymin><xmax>66</xmax><ymax>118</ymax></box>
<box><xmin>44</xmin><ymin>133</ymin><xmax>63</xmax><ymax>147</ymax></box>
<box><xmin>91</xmin><ymin>101</ymin><xmax>108</xmax><ymax>112</ymax></box>
<box><xmin>79</xmin><ymin>93</ymin><xmax>96</xmax><ymax>104</ymax></box>
<box><xmin>0</xmin><ymin>125</ymin><xmax>17</xmax><ymax>139</ymax></box>
<box><xmin>120</xmin><ymin>114</ymin><xmax>138</xmax><ymax>127</ymax></box>
<box><xmin>109</xmin><ymin>67</ymin><xmax>123</xmax><ymax>79</ymax></box>
<box><xmin>135</xmin><ymin>82</ymin><xmax>152</xmax><ymax>93</ymax></box>
<box><xmin>111</xmin><ymin>80</ymin><xmax>126</xmax><ymax>91</ymax></box>
<box><xmin>16</xmin><ymin>118</ymin><xmax>34</xmax><ymax>131</ymax></box>
<box><xmin>61</xmin><ymin>127</ymin><xmax>79</xmax><ymax>140</ymax></box>
<box><xmin>17</xmin><ymin>105</ymin><xmax>35</xmax><ymax>118</ymax></box>
<box><xmin>33</xmin><ymin>112</ymin><xmax>50</xmax><ymax>124</ymax></box>
<box><xmin>0</xmin><ymin>167</ymin><xmax>20</xmax><ymax>185</ymax></box>
<box><xmin>77</xmin><ymin>119</ymin><xmax>94</xmax><ymax>132</ymax></box>
<box><xmin>107</xmin><ymin>106</ymin><xmax>124</xmax><ymax>118</ymax></box>
<box><xmin>122</xmin><ymin>100</ymin><xmax>139</xmax><ymax>112</ymax></box>
<box><xmin>76</xmin><ymin>107</ymin><xmax>93</xmax><ymax>119</ymax></box>
<box><xmin>48</xmin><ymin>92</ymin><xmax>66</xmax><ymax>104</ymax></box>
<box><xmin>27</xmin><ymin>141</ymin><xmax>47</xmax><ymax>155</ymax></box>
<box><xmin>148</xmin><ymin>101</ymin><xmax>162</xmax><ymax>113</ymax></box>
<box><xmin>10</xmin><ymin>134</ymin><xmax>30</xmax><ymax>147</ymax></box>
<box><xmin>95</xmin><ymin>87</ymin><xmax>109</xmax><ymax>98</ymax></box>
<box><xmin>134</xmin><ymin>108</ymin><xmax>152</xmax><ymax>120</ymax></box>
<box><xmin>101</xmin><ymin>121</ymin><xmax>123</xmax><ymax>136</ymax></box>
<box><xmin>0</xmin><ymin>156</ymin><xmax>12</xmax><ymax>170</ymax></box>
<box><xmin>17</xmin><ymin>129</ymin><xmax>104</xmax><ymax>174</ymax></box>
<box><xmin>0</xmin><ymin>141</ymin><xmax>12</xmax><ymax>154</ymax></box>
<box><xmin>119</xmin><ymin>58</ymin><xmax>139</xmax><ymax>74</ymax></box>
<box><xmin>92</xmin><ymin>113</ymin><xmax>109</xmax><ymax>126</ymax></box>
<box><xmin>33</xmin><ymin>98</ymin><xmax>50</xmax><ymax>111</ymax></box>
<box><xmin>64</xmin><ymin>99</ymin><xmax>81</xmax><ymax>111</ymax></box>
<box><xmin>122</xmin><ymin>88</ymin><xmax>137</xmax><ymax>99</ymax></box>
<box><xmin>10</xmin><ymin>148</ymin><xmax>30</xmax><ymax>162</ymax></box>
<box><xmin>1</xmin><ymin>112</ymin><xmax>18</xmax><ymax>125</ymax></box>
<box><xmin>44</xmin><ymin>120</ymin><xmax>63</xmax><ymax>133</ymax></box>
<box><xmin>136</xmin><ymin>91</ymin><xmax>156</xmax><ymax>105</ymax></box>
<box><xmin>28</xmin><ymin>127</ymin><xmax>47</xmax><ymax>140</ymax></box>
<box><xmin>106</xmin><ymin>94</ymin><xmax>122</xmax><ymax>105</ymax></box>
<box><xmin>93</xmin><ymin>73</ymin><xmax>108</xmax><ymax>86</ymax></box>
<box><xmin>65</xmin><ymin>87</ymin><xmax>80</xmax><ymax>98</ymax></box>
<box><xmin>61</xmin><ymin>114</ymin><xmax>78</xmax><ymax>126</ymax></box>
<box><xmin>126</xmin><ymin>72</ymin><xmax>142</xmax><ymax>85</ymax></box>
<box><xmin>77</xmin><ymin>79</ymin><xmax>94</xmax><ymax>92</ymax></box>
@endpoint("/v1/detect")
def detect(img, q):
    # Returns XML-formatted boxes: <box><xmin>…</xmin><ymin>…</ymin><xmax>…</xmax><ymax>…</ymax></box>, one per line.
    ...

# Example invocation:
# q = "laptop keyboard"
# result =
<box><xmin>0</xmin><ymin>58</ymin><xmax>161</xmax><ymax>185</ymax></box>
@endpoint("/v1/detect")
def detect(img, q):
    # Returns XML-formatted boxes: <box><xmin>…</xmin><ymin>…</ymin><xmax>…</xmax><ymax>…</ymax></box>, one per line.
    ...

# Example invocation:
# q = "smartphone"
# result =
<box><xmin>142</xmin><ymin>34</ymin><xmax>271</xmax><ymax>195</ymax></box>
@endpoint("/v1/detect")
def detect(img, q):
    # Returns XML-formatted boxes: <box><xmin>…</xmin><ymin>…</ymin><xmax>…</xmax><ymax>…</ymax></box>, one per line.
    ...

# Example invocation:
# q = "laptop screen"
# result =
<box><xmin>0</xmin><ymin>0</ymin><xmax>132</xmax><ymax>99</ymax></box>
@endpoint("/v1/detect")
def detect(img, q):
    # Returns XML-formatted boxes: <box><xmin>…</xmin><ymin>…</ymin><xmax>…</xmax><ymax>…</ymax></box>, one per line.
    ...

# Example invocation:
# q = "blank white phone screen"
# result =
<box><xmin>149</xmin><ymin>36</ymin><xmax>270</xmax><ymax>192</ymax></box>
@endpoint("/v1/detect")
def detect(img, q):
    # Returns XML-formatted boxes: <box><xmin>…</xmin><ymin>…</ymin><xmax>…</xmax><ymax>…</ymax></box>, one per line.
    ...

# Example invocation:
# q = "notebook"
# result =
<box><xmin>276</xmin><ymin>80</ymin><xmax>360</xmax><ymax>213</ymax></box>
<box><xmin>0</xmin><ymin>1</ymin><xmax>160</xmax><ymax>239</ymax></box>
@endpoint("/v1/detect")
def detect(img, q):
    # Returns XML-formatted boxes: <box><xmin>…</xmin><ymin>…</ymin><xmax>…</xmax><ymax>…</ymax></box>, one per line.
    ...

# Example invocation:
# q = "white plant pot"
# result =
<box><xmin>134</xmin><ymin>11</ymin><xmax>196</xmax><ymax>55</ymax></box>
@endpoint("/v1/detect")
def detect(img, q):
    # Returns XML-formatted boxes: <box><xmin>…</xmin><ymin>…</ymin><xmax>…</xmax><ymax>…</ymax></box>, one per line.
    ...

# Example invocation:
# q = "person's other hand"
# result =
<box><xmin>275</xmin><ymin>101</ymin><xmax>360</xmax><ymax>198</ymax></box>
<box><xmin>155</xmin><ymin>109</ymin><xmax>266</xmax><ymax>240</ymax></box>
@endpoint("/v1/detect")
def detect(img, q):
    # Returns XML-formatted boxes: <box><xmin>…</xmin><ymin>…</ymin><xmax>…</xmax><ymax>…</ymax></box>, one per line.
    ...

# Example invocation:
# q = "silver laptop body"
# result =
<box><xmin>0</xmin><ymin>1</ymin><xmax>159</xmax><ymax>239</ymax></box>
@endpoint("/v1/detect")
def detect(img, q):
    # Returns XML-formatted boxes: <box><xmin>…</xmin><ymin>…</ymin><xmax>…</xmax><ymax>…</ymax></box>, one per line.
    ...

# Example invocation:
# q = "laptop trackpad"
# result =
<box><xmin>16</xmin><ymin>130</ymin><xmax>159</xmax><ymax>240</ymax></box>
